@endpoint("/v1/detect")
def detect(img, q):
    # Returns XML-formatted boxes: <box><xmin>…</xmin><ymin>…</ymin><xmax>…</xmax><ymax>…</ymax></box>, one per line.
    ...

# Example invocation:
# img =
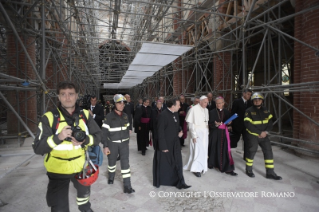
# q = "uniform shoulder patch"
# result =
<box><xmin>251</xmin><ymin>112</ymin><xmax>256</xmax><ymax>115</ymax></box>
<box><xmin>245</xmin><ymin>112</ymin><xmax>248</xmax><ymax>116</ymax></box>
<box><xmin>264</xmin><ymin>110</ymin><xmax>269</xmax><ymax>113</ymax></box>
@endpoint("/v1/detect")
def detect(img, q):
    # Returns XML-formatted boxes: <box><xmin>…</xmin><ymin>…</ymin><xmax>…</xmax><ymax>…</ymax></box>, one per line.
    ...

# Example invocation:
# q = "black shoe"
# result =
<box><xmin>193</xmin><ymin>172</ymin><xmax>201</xmax><ymax>177</ymax></box>
<box><xmin>246</xmin><ymin>170</ymin><xmax>255</xmax><ymax>178</ymax></box>
<box><xmin>81</xmin><ymin>209</ymin><xmax>94</xmax><ymax>212</ymax></box>
<box><xmin>108</xmin><ymin>179</ymin><xmax>114</xmax><ymax>184</ymax></box>
<box><xmin>266</xmin><ymin>173</ymin><xmax>282</xmax><ymax>180</ymax></box>
<box><xmin>142</xmin><ymin>151</ymin><xmax>145</xmax><ymax>156</ymax></box>
<box><xmin>124</xmin><ymin>187</ymin><xmax>135</xmax><ymax>194</ymax></box>
<box><xmin>176</xmin><ymin>184</ymin><xmax>191</xmax><ymax>189</ymax></box>
<box><xmin>226</xmin><ymin>171</ymin><xmax>238</xmax><ymax>176</ymax></box>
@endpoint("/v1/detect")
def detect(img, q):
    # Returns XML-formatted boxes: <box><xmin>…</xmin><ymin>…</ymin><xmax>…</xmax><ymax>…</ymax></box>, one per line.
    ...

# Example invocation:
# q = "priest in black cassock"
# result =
<box><xmin>150</xmin><ymin>100</ymin><xmax>163</xmax><ymax>150</ymax></box>
<box><xmin>134</xmin><ymin>98</ymin><xmax>152</xmax><ymax>155</ymax></box>
<box><xmin>208</xmin><ymin>96</ymin><xmax>237</xmax><ymax>176</ymax></box>
<box><xmin>153</xmin><ymin>98</ymin><xmax>191</xmax><ymax>189</ymax></box>
<box><xmin>178</xmin><ymin>95</ymin><xmax>189</xmax><ymax>146</ymax></box>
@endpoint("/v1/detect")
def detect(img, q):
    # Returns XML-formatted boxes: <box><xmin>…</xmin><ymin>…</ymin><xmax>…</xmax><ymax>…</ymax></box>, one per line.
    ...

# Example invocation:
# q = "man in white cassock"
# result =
<box><xmin>183</xmin><ymin>95</ymin><xmax>209</xmax><ymax>177</ymax></box>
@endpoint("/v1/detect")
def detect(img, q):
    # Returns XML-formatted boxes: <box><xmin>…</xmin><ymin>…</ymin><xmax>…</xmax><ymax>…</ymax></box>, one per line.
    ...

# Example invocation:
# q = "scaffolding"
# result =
<box><xmin>0</xmin><ymin>0</ymin><xmax>318</xmax><ymax>155</ymax></box>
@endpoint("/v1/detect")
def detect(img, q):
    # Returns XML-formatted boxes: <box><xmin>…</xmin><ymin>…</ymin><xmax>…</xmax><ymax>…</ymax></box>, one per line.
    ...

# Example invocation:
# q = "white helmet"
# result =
<box><xmin>113</xmin><ymin>94</ymin><xmax>127</xmax><ymax>103</ymax></box>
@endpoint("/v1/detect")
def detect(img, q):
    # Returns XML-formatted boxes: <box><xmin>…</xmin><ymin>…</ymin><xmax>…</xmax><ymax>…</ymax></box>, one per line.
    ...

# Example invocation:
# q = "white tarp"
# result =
<box><xmin>103</xmin><ymin>42</ymin><xmax>193</xmax><ymax>89</ymax></box>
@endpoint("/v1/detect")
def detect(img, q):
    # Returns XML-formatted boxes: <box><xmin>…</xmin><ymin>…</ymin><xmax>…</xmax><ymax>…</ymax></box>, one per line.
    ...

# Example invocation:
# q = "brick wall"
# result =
<box><xmin>294</xmin><ymin>0</ymin><xmax>319</xmax><ymax>151</ymax></box>
<box><xmin>6</xmin><ymin>33</ymin><xmax>37</xmax><ymax>133</ymax></box>
<box><xmin>213</xmin><ymin>52</ymin><xmax>232</xmax><ymax>106</ymax></box>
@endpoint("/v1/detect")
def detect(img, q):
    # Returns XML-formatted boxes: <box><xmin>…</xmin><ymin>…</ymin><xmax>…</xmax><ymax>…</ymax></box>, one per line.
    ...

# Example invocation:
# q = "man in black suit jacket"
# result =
<box><xmin>89</xmin><ymin>95</ymin><xmax>104</xmax><ymax>128</ymax></box>
<box><xmin>230</xmin><ymin>88</ymin><xmax>252</xmax><ymax>158</ymax></box>
<box><xmin>124</xmin><ymin>94</ymin><xmax>134</xmax><ymax>131</ymax></box>
<box><xmin>206</xmin><ymin>92</ymin><xmax>216</xmax><ymax>111</ymax></box>
<box><xmin>158</xmin><ymin>96</ymin><xmax>167</xmax><ymax>110</ymax></box>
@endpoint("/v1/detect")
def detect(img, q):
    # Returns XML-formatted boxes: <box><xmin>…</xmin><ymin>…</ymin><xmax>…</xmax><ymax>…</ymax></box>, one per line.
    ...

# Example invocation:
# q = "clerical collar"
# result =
<box><xmin>167</xmin><ymin>108</ymin><xmax>174</xmax><ymax>113</ymax></box>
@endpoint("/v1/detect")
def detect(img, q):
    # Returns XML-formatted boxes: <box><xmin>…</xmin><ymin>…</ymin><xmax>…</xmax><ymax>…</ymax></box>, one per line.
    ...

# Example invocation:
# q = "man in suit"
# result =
<box><xmin>151</xmin><ymin>97</ymin><xmax>158</xmax><ymax>108</ymax></box>
<box><xmin>207</xmin><ymin>92</ymin><xmax>216</xmax><ymax>111</ymax></box>
<box><xmin>158</xmin><ymin>96</ymin><xmax>167</xmax><ymax>110</ymax></box>
<box><xmin>89</xmin><ymin>95</ymin><xmax>104</xmax><ymax>128</ymax></box>
<box><xmin>124</xmin><ymin>94</ymin><xmax>134</xmax><ymax>131</ymax></box>
<box><xmin>231</xmin><ymin>88</ymin><xmax>252</xmax><ymax>159</ymax></box>
<box><xmin>178</xmin><ymin>95</ymin><xmax>189</xmax><ymax>147</ymax></box>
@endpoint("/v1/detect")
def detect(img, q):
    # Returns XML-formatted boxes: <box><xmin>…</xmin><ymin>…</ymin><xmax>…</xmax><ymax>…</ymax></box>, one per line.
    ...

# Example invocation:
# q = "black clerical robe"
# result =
<box><xmin>153</xmin><ymin>109</ymin><xmax>185</xmax><ymax>188</ymax></box>
<box><xmin>135</xmin><ymin>105</ymin><xmax>152</xmax><ymax>151</ymax></box>
<box><xmin>150</xmin><ymin>107</ymin><xmax>162</xmax><ymax>150</ymax></box>
<box><xmin>208</xmin><ymin>109</ymin><xmax>235</xmax><ymax>172</ymax></box>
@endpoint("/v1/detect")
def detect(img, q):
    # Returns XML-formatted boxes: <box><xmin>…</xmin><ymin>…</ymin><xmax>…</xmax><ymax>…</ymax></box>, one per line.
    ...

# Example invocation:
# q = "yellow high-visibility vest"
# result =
<box><xmin>43</xmin><ymin>109</ymin><xmax>92</xmax><ymax>174</ymax></box>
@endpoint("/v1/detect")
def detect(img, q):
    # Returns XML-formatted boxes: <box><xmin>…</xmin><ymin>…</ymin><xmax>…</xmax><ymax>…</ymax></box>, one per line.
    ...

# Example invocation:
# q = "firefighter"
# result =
<box><xmin>102</xmin><ymin>94</ymin><xmax>135</xmax><ymax>194</ymax></box>
<box><xmin>244</xmin><ymin>92</ymin><xmax>282</xmax><ymax>180</ymax></box>
<box><xmin>33</xmin><ymin>81</ymin><xmax>102</xmax><ymax>212</ymax></box>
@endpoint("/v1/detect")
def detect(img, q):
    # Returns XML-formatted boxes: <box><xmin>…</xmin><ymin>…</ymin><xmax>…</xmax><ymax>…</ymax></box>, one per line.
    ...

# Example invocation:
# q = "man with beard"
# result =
<box><xmin>153</xmin><ymin>98</ymin><xmax>191</xmax><ymax>189</ymax></box>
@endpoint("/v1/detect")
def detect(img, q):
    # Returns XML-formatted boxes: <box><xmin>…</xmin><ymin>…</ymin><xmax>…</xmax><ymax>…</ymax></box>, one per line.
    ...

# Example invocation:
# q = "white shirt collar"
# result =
<box><xmin>167</xmin><ymin>108</ymin><xmax>174</xmax><ymax>113</ymax></box>
<box><xmin>242</xmin><ymin>97</ymin><xmax>246</xmax><ymax>103</ymax></box>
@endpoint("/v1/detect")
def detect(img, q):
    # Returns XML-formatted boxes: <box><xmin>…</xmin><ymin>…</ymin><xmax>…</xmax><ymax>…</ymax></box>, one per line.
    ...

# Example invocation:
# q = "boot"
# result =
<box><xmin>123</xmin><ymin>178</ymin><xmax>135</xmax><ymax>194</ymax></box>
<box><xmin>108</xmin><ymin>172</ymin><xmax>115</xmax><ymax>184</ymax></box>
<box><xmin>124</xmin><ymin>186</ymin><xmax>135</xmax><ymax>194</ymax></box>
<box><xmin>266</xmin><ymin>168</ymin><xmax>282</xmax><ymax>180</ymax></box>
<box><xmin>246</xmin><ymin>170</ymin><xmax>255</xmax><ymax>178</ymax></box>
<box><xmin>81</xmin><ymin>209</ymin><xmax>94</xmax><ymax>212</ymax></box>
<box><xmin>246</xmin><ymin>165</ymin><xmax>255</xmax><ymax>178</ymax></box>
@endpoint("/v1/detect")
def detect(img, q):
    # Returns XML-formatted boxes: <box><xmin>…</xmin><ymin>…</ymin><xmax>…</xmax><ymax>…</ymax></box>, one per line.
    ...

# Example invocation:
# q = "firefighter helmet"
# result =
<box><xmin>251</xmin><ymin>92</ymin><xmax>264</xmax><ymax>100</ymax></box>
<box><xmin>113</xmin><ymin>94</ymin><xmax>127</xmax><ymax>103</ymax></box>
<box><xmin>75</xmin><ymin>164</ymin><xmax>99</xmax><ymax>186</ymax></box>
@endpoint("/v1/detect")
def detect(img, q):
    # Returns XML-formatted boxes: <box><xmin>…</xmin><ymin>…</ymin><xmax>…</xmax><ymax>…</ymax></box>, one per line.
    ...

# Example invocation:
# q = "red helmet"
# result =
<box><xmin>75</xmin><ymin>164</ymin><xmax>99</xmax><ymax>186</ymax></box>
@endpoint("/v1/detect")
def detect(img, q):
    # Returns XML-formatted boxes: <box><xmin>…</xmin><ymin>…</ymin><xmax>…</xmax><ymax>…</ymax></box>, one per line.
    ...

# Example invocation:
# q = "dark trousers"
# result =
<box><xmin>107</xmin><ymin>141</ymin><xmax>132</xmax><ymax>187</ymax></box>
<box><xmin>245</xmin><ymin>134</ymin><xmax>274</xmax><ymax>173</ymax></box>
<box><xmin>179</xmin><ymin>137</ymin><xmax>184</xmax><ymax>146</ymax></box>
<box><xmin>46</xmin><ymin>173</ymin><xmax>91</xmax><ymax>212</ymax></box>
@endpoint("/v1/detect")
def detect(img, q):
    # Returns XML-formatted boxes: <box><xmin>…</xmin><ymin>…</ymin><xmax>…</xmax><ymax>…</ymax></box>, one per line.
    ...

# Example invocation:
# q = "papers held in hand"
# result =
<box><xmin>224</xmin><ymin>113</ymin><xmax>238</xmax><ymax>125</ymax></box>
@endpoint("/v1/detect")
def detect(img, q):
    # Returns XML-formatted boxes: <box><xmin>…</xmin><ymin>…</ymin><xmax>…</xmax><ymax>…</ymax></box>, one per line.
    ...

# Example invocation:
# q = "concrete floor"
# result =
<box><xmin>0</xmin><ymin>133</ymin><xmax>319</xmax><ymax>212</ymax></box>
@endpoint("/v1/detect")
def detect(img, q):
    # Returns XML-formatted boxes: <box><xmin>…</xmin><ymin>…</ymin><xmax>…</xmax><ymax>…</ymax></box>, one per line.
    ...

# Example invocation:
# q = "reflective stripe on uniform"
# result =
<box><xmin>102</xmin><ymin>123</ymin><xmax>110</xmax><ymax>129</ymax></box>
<box><xmin>246</xmin><ymin>129</ymin><xmax>259</xmax><ymax>136</ymax></box>
<box><xmin>122</xmin><ymin>173</ymin><xmax>131</xmax><ymax>178</ymax></box>
<box><xmin>244</xmin><ymin>116</ymin><xmax>272</xmax><ymax>125</ymax></box>
<box><xmin>102</xmin><ymin>124</ymin><xmax>130</xmax><ymax>132</ymax></box>
<box><xmin>245</xmin><ymin>158</ymin><xmax>253</xmax><ymax>166</ymax></box>
<box><xmin>77</xmin><ymin>196</ymin><xmax>89</xmax><ymax>205</ymax></box>
<box><xmin>265</xmin><ymin>159</ymin><xmax>274</xmax><ymax>168</ymax></box>
<box><xmin>47</xmin><ymin>135</ymin><xmax>57</xmax><ymax>148</ymax></box>
<box><xmin>38</xmin><ymin>122</ymin><xmax>43</xmax><ymax>140</ymax></box>
<box><xmin>108</xmin><ymin>165</ymin><xmax>116</xmax><ymax>172</ymax></box>
<box><xmin>53</xmin><ymin>143</ymin><xmax>82</xmax><ymax>150</ymax></box>
<box><xmin>88</xmin><ymin>135</ymin><xmax>94</xmax><ymax>146</ymax></box>
<box><xmin>121</xmin><ymin>168</ymin><xmax>131</xmax><ymax>178</ymax></box>
<box><xmin>112</xmin><ymin>137</ymin><xmax>129</xmax><ymax>143</ymax></box>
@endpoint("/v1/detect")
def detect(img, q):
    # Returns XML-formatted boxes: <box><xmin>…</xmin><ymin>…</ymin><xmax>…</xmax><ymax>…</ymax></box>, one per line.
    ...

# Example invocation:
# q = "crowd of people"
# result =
<box><xmin>32</xmin><ymin>81</ymin><xmax>282</xmax><ymax>212</ymax></box>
